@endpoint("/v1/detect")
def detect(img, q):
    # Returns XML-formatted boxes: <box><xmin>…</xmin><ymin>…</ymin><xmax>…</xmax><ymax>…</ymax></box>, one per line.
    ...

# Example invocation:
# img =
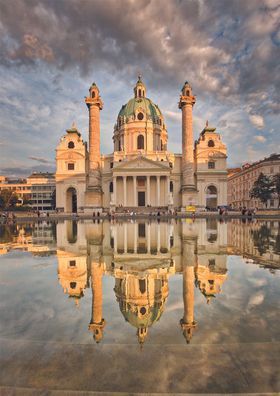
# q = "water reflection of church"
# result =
<box><xmin>57</xmin><ymin>219</ymin><xmax>228</xmax><ymax>344</ymax></box>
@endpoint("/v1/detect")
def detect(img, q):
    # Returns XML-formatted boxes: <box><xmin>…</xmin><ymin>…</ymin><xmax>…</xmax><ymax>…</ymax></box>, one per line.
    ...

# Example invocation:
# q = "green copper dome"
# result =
<box><xmin>117</xmin><ymin>77</ymin><xmax>163</xmax><ymax>123</ymax></box>
<box><xmin>118</xmin><ymin>97</ymin><xmax>162</xmax><ymax>122</ymax></box>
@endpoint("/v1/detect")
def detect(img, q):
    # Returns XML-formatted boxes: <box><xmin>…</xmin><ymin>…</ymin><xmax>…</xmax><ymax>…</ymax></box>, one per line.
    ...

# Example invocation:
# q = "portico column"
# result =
<box><xmin>147</xmin><ymin>176</ymin><xmax>150</xmax><ymax>206</ymax></box>
<box><xmin>157</xmin><ymin>176</ymin><xmax>160</xmax><ymax>207</ymax></box>
<box><xmin>114</xmin><ymin>226</ymin><xmax>118</xmax><ymax>254</ymax></box>
<box><xmin>123</xmin><ymin>176</ymin><xmax>127</xmax><ymax>207</ymax></box>
<box><xmin>166</xmin><ymin>175</ymin><xmax>170</xmax><ymax>206</ymax></box>
<box><xmin>134</xmin><ymin>222</ymin><xmax>137</xmax><ymax>253</ymax></box>
<box><xmin>147</xmin><ymin>222</ymin><xmax>151</xmax><ymax>254</ymax></box>
<box><xmin>133</xmin><ymin>176</ymin><xmax>137</xmax><ymax>207</ymax></box>
<box><xmin>157</xmin><ymin>222</ymin><xmax>161</xmax><ymax>253</ymax></box>
<box><xmin>113</xmin><ymin>176</ymin><xmax>117</xmax><ymax>205</ymax></box>
<box><xmin>124</xmin><ymin>222</ymin><xmax>127</xmax><ymax>253</ymax></box>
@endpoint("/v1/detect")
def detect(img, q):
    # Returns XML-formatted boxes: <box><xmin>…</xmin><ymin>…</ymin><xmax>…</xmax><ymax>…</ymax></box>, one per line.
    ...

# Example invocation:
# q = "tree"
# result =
<box><xmin>0</xmin><ymin>189</ymin><xmax>19</xmax><ymax>209</ymax></box>
<box><xmin>272</xmin><ymin>173</ymin><xmax>280</xmax><ymax>208</ymax></box>
<box><xmin>251</xmin><ymin>224</ymin><xmax>271</xmax><ymax>256</ymax></box>
<box><xmin>250</xmin><ymin>173</ymin><xmax>273</xmax><ymax>208</ymax></box>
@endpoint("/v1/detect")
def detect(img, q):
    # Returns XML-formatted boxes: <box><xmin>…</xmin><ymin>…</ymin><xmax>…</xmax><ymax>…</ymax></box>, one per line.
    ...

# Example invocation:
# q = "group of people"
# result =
<box><xmin>240</xmin><ymin>207</ymin><xmax>257</xmax><ymax>217</ymax></box>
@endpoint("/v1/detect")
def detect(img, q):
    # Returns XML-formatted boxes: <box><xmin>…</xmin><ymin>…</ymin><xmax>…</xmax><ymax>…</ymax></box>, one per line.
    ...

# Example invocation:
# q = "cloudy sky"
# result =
<box><xmin>0</xmin><ymin>0</ymin><xmax>279</xmax><ymax>176</ymax></box>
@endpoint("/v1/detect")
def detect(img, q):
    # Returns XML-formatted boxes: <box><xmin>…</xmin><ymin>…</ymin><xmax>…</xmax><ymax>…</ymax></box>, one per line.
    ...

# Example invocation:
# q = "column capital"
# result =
<box><xmin>178</xmin><ymin>95</ymin><xmax>196</xmax><ymax>109</ymax></box>
<box><xmin>85</xmin><ymin>97</ymin><xmax>103</xmax><ymax>110</ymax></box>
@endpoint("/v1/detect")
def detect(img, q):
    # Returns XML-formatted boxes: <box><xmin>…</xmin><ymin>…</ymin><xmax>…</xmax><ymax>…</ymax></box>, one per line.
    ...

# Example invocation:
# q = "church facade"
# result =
<box><xmin>56</xmin><ymin>77</ymin><xmax>227</xmax><ymax>213</ymax></box>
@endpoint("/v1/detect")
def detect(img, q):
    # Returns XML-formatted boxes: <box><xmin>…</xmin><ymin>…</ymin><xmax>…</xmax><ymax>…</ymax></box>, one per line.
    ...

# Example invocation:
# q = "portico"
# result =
<box><xmin>111</xmin><ymin>174</ymin><xmax>171</xmax><ymax>208</ymax></box>
<box><xmin>109</xmin><ymin>155</ymin><xmax>172</xmax><ymax>209</ymax></box>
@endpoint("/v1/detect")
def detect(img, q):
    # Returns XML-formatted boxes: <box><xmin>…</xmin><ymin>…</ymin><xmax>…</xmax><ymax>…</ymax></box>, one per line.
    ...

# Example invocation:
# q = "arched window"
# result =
<box><xmin>137</xmin><ymin>134</ymin><xmax>144</xmax><ymax>149</ymax></box>
<box><xmin>137</xmin><ymin>112</ymin><xmax>144</xmax><ymax>120</ymax></box>
<box><xmin>186</xmin><ymin>90</ymin><xmax>190</xmax><ymax>96</ymax></box>
<box><xmin>170</xmin><ymin>181</ymin><xmax>173</xmax><ymax>192</ymax></box>
<box><xmin>109</xmin><ymin>182</ymin><xmax>113</xmax><ymax>193</ymax></box>
<box><xmin>70</xmin><ymin>282</ymin><xmax>76</xmax><ymax>289</ymax></box>
<box><xmin>208</xmin><ymin>139</ymin><xmax>215</xmax><ymax>147</ymax></box>
<box><xmin>138</xmin><ymin>89</ymin><xmax>141</xmax><ymax>97</ymax></box>
<box><xmin>92</xmin><ymin>91</ymin><xmax>95</xmax><ymax>98</ymax></box>
<box><xmin>118</xmin><ymin>140</ymin><xmax>122</xmax><ymax>151</ymax></box>
<box><xmin>68</xmin><ymin>141</ymin><xmax>75</xmax><ymax>149</ymax></box>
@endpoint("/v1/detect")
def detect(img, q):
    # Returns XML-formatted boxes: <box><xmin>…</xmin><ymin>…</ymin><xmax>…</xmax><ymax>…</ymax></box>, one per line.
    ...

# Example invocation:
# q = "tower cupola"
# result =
<box><xmin>134</xmin><ymin>75</ymin><xmax>146</xmax><ymax>98</ymax></box>
<box><xmin>89</xmin><ymin>82</ymin><xmax>101</xmax><ymax>100</ymax></box>
<box><xmin>181</xmin><ymin>81</ymin><xmax>193</xmax><ymax>97</ymax></box>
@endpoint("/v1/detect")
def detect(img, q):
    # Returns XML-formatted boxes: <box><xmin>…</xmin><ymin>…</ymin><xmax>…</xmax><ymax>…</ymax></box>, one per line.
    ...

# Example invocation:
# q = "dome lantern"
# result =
<box><xmin>134</xmin><ymin>74</ymin><xmax>146</xmax><ymax>98</ymax></box>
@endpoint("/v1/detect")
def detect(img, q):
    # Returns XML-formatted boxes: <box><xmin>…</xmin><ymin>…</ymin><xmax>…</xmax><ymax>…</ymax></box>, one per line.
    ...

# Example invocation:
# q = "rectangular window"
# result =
<box><xmin>69</xmin><ymin>260</ymin><xmax>76</xmax><ymax>267</ymax></box>
<box><xmin>208</xmin><ymin>161</ymin><xmax>215</xmax><ymax>169</ymax></box>
<box><xmin>68</xmin><ymin>163</ymin><xmax>75</xmax><ymax>170</ymax></box>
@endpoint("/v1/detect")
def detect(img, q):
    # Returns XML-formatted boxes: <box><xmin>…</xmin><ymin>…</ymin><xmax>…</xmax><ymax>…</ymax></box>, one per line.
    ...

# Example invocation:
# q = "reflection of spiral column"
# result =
<box><xmin>180</xmin><ymin>237</ymin><xmax>197</xmax><ymax>343</ymax></box>
<box><xmin>88</xmin><ymin>262</ymin><xmax>105</xmax><ymax>343</ymax></box>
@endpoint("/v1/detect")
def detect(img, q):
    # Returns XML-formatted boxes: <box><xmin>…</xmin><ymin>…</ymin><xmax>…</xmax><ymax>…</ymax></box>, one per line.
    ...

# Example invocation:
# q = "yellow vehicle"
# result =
<box><xmin>186</xmin><ymin>205</ymin><xmax>196</xmax><ymax>213</ymax></box>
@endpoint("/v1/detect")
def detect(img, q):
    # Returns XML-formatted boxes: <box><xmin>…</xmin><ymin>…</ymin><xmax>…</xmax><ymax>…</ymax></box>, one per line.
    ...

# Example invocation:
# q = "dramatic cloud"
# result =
<box><xmin>0</xmin><ymin>0</ymin><xmax>279</xmax><ymax>171</ymax></box>
<box><xmin>28</xmin><ymin>156</ymin><xmax>53</xmax><ymax>164</ymax></box>
<box><xmin>249</xmin><ymin>115</ymin><xmax>265</xmax><ymax>129</ymax></box>
<box><xmin>254</xmin><ymin>135</ymin><xmax>267</xmax><ymax>143</ymax></box>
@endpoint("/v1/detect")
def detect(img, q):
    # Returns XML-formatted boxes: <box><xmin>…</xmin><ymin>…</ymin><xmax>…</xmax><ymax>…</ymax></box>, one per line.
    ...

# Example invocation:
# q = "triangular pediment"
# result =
<box><xmin>114</xmin><ymin>156</ymin><xmax>170</xmax><ymax>172</ymax></box>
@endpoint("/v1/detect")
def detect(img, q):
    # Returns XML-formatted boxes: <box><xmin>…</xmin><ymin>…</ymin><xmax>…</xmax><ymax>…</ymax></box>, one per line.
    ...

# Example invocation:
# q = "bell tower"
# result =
<box><xmin>85</xmin><ymin>83</ymin><xmax>103</xmax><ymax>209</ymax></box>
<box><xmin>179</xmin><ymin>81</ymin><xmax>197</xmax><ymax>207</ymax></box>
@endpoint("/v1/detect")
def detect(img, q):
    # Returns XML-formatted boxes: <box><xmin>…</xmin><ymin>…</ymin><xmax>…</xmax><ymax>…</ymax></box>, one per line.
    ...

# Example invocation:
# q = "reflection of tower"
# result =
<box><xmin>88</xmin><ymin>261</ymin><xmax>106</xmax><ymax>343</ymax></box>
<box><xmin>85</xmin><ymin>83</ymin><xmax>103</xmax><ymax>208</ymax></box>
<box><xmin>179</xmin><ymin>81</ymin><xmax>197</xmax><ymax>207</ymax></box>
<box><xmin>57</xmin><ymin>250</ymin><xmax>88</xmax><ymax>305</ymax></box>
<box><xmin>180</xmin><ymin>236</ymin><xmax>197</xmax><ymax>343</ymax></box>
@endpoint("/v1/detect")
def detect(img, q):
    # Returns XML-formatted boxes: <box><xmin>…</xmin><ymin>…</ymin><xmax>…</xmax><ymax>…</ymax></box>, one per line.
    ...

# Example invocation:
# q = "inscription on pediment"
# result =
<box><xmin>117</xmin><ymin>158</ymin><xmax>169</xmax><ymax>170</ymax></box>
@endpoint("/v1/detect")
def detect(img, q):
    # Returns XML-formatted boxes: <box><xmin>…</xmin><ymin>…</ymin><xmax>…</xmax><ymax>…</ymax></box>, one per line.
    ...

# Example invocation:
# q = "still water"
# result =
<box><xmin>0</xmin><ymin>218</ymin><xmax>280</xmax><ymax>394</ymax></box>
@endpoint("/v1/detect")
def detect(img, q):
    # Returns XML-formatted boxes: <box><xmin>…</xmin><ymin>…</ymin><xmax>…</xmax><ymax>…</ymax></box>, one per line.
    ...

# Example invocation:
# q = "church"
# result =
<box><xmin>55</xmin><ymin>77</ymin><xmax>227</xmax><ymax>213</ymax></box>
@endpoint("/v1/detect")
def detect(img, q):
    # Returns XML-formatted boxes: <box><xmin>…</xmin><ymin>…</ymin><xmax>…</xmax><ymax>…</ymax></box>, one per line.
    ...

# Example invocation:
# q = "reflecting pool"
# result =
<box><xmin>0</xmin><ymin>219</ymin><xmax>280</xmax><ymax>394</ymax></box>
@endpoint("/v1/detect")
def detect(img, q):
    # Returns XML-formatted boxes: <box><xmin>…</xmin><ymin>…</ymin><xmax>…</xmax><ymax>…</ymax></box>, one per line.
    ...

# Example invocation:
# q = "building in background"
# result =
<box><xmin>56</xmin><ymin>77</ymin><xmax>228</xmax><ymax>213</ymax></box>
<box><xmin>28</xmin><ymin>172</ymin><xmax>56</xmax><ymax>212</ymax></box>
<box><xmin>0</xmin><ymin>176</ymin><xmax>31</xmax><ymax>204</ymax></box>
<box><xmin>228</xmin><ymin>154</ymin><xmax>280</xmax><ymax>209</ymax></box>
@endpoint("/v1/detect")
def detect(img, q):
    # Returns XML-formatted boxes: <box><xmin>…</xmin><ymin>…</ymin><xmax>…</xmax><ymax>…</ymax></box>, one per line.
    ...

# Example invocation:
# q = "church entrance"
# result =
<box><xmin>66</xmin><ymin>187</ymin><xmax>77</xmax><ymax>213</ymax></box>
<box><xmin>138</xmin><ymin>191</ymin><xmax>145</xmax><ymax>206</ymax></box>
<box><xmin>206</xmin><ymin>185</ymin><xmax>217</xmax><ymax>209</ymax></box>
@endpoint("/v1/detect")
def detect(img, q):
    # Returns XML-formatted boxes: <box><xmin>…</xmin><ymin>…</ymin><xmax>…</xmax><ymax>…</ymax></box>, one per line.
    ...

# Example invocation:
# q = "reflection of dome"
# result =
<box><xmin>120</xmin><ymin>302</ymin><xmax>163</xmax><ymax>329</ymax></box>
<box><xmin>114</xmin><ymin>273</ymin><xmax>169</xmax><ymax>344</ymax></box>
